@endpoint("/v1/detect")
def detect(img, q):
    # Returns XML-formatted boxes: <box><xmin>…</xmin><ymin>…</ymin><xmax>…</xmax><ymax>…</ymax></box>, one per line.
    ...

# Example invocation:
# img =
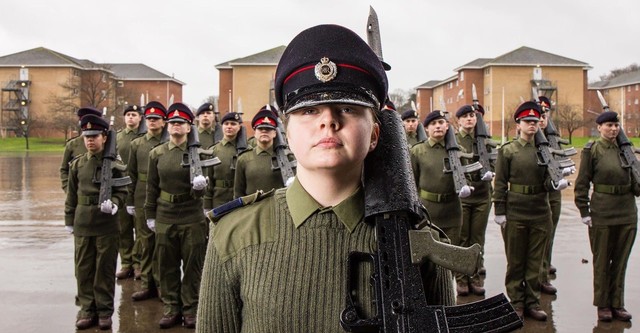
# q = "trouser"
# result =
<box><xmin>74</xmin><ymin>233</ymin><xmax>119</xmax><ymax>318</ymax></box>
<box><xmin>501</xmin><ymin>218</ymin><xmax>550</xmax><ymax>309</ymax></box>
<box><xmin>589</xmin><ymin>223</ymin><xmax>637</xmax><ymax>308</ymax></box>
<box><xmin>541</xmin><ymin>197</ymin><xmax>561</xmax><ymax>283</ymax></box>
<box><xmin>456</xmin><ymin>196</ymin><xmax>491</xmax><ymax>285</ymax></box>
<box><xmin>156</xmin><ymin>220</ymin><xmax>207</xmax><ymax>316</ymax></box>
<box><xmin>117</xmin><ymin>208</ymin><xmax>136</xmax><ymax>269</ymax></box>
<box><xmin>134</xmin><ymin>208</ymin><xmax>159</xmax><ymax>290</ymax></box>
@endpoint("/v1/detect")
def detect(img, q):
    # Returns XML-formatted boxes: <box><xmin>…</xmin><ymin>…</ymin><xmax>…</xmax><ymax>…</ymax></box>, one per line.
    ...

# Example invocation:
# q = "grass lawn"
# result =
<box><xmin>0</xmin><ymin>137</ymin><xmax>66</xmax><ymax>152</ymax></box>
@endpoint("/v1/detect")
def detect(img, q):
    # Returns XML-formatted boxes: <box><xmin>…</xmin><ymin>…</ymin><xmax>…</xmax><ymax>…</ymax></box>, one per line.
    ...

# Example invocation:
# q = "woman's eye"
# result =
<box><xmin>340</xmin><ymin>107</ymin><xmax>354</xmax><ymax>114</ymax></box>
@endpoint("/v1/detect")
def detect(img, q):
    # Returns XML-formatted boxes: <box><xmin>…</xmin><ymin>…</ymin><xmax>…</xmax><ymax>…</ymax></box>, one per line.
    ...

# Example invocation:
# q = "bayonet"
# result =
<box><xmin>597</xmin><ymin>90</ymin><xmax>610</xmax><ymax>112</ymax></box>
<box><xmin>367</xmin><ymin>6</ymin><xmax>383</xmax><ymax>63</ymax></box>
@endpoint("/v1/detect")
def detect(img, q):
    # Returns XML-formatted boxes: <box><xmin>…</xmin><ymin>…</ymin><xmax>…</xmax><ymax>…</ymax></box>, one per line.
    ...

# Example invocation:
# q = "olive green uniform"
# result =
<box><xmin>410</xmin><ymin>138</ymin><xmax>463</xmax><ymax>245</ymax></box>
<box><xmin>493</xmin><ymin>138</ymin><xmax>554</xmax><ymax>310</ymax></box>
<box><xmin>204</xmin><ymin>138</ymin><xmax>238</xmax><ymax>209</ymax></box>
<box><xmin>406</xmin><ymin>131</ymin><xmax>419</xmax><ymax>147</ymax></box>
<box><xmin>574</xmin><ymin>138</ymin><xmax>639</xmax><ymax>308</ymax></box>
<box><xmin>60</xmin><ymin>135</ymin><xmax>86</xmax><ymax>193</ymax></box>
<box><xmin>127</xmin><ymin>132</ymin><xmax>162</xmax><ymax>290</ymax></box>
<box><xmin>233</xmin><ymin>145</ymin><xmax>291</xmax><ymax>198</ymax></box>
<box><xmin>64</xmin><ymin>151</ymin><xmax>127</xmax><ymax>319</ymax></box>
<box><xmin>196</xmin><ymin>179</ymin><xmax>454</xmax><ymax>332</ymax></box>
<box><xmin>116</xmin><ymin>128</ymin><xmax>141</xmax><ymax>271</ymax></box>
<box><xmin>145</xmin><ymin>141</ymin><xmax>208</xmax><ymax>317</ymax></box>
<box><xmin>198</xmin><ymin>127</ymin><xmax>216</xmax><ymax>149</ymax></box>
<box><xmin>456</xmin><ymin>129</ymin><xmax>493</xmax><ymax>286</ymax></box>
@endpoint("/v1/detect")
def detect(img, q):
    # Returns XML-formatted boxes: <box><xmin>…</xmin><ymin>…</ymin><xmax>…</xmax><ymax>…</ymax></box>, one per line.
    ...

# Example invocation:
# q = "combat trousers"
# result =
<box><xmin>502</xmin><ymin>218</ymin><xmax>549</xmax><ymax>309</ymax></box>
<box><xmin>134</xmin><ymin>208</ymin><xmax>159</xmax><ymax>290</ymax></box>
<box><xmin>589</xmin><ymin>223</ymin><xmax>637</xmax><ymax>308</ymax></box>
<box><xmin>541</xmin><ymin>195</ymin><xmax>561</xmax><ymax>284</ymax></box>
<box><xmin>74</xmin><ymin>233</ymin><xmax>119</xmax><ymax>318</ymax></box>
<box><xmin>456</xmin><ymin>196</ymin><xmax>491</xmax><ymax>285</ymax></box>
<box><xmin>156</xmin><ymin>220</ymin><xmax>207</xmax><ymax>316</ymax></box>
<box><xmin>117</xmin><ymin>208</ymin><xmax>135</xmax><ymax>270</ymax></box>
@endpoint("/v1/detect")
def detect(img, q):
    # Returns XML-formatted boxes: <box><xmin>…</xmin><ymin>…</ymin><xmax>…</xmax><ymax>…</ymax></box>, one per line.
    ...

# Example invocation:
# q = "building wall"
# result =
<box><xmin>232</xmin><ymin>65</ymin><xmax>276</xmax><ymax>136</ymax></box>
<box><xmin>217</xmin><ymin>68</ymin><xmax>233</xmax><ymax>114</ymax></box>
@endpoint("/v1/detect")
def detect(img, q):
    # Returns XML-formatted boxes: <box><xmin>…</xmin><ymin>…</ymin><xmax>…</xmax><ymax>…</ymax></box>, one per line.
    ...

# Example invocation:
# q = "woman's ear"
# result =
<box><xmin>369</xmin><ymin>123</ymin><xmax>380</xmax><ymax>152</ymax></box>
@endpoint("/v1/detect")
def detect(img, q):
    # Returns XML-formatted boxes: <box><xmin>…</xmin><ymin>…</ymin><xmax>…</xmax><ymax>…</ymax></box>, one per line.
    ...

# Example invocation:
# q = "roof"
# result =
<box><xmin>0</xmin><ymin>47</ymin><xmax>100</xmax><ymax>69</ymax></box>
<box><xmin>454</xmin><ymin>58</ymin><xmax>493</xmax><ymax>71</ymax></box>
<box><xmin>588</xmin><ymin>69</ymin><xmax>640</xmax><ymax>90</ymax></box>
<box><xmin>488</xmin><ymin>46</ymin><xmax>589</xmax><ymax>67</ymax></box>
<box><xmin>416</xmin><ymin>80</ymin><xmax>442</xmax><ymax>89</ymax></box>
<box><xmin>103</xmin><ymin>63</ymin><xmax>184</xmax><ymax>85</ymax></box>
<box><xmin>215</xmin><ymin>45</ymin><xmax>286</xmax><ymax>69</ymax></box>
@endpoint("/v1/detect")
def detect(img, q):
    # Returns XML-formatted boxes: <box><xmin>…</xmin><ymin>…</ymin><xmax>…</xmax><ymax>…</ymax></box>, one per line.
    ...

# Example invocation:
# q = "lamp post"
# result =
<box><xmin>20</xmin><ymin>119</ymin><xmax>29</xmax><ymax>150</ymax></box>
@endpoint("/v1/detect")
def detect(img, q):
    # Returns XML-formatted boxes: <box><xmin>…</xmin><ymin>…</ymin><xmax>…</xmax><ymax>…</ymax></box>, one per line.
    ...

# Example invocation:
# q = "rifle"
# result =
<box><xmin>271</xmin><ymin>113</ymin><xmax>297</xmax><ymax>185</ymax></box>
<box><xmin>596</xmin><ymin>90</ymin><xmax>640</xmax><ymax>183</ymax></box>
<box><xmin>181</xmin><ymin>124</ymin><xmax>221</xmax><ymax>185</ymax></box>
<box><xmin>231</xmin><ymin>99</ymin><xmax>248</xmax><ymax>170</ymax></box>
<box><xmin>531</xmin><ymin>88</ymin><xmax>577</xmax><ymax>160</ymax></box>
<box><xmin>213</xmin><ymin>109</ymin><xmax>223</xmax><ymax>144</ymax></box>
<box><xmin>340</xmin><ymin>107</ymin><xmax>522</xmax><ymax>332</ymax></box>
<box><xmin>443</xmin><ymin>117</ymin><xmax>483</xmax><ymax>193</ymax></box>
<box><xmin>416</xmin><ymin>122</ymin><xmax>428</xmax><ymax>144</ymax></box>
<box><xmin>96</xmin><ymin>118</ymin><xmax>131</xmax><ymax>205</ymax></box>
<box><xmin>471</xmin><ymin>84</ymin><xmax>498</xmax><ymax>177</ymax></box>
<box><xmin>534</xmin><ymin>129</ymin><xmax>571</xmax><ymax>184</ymax></box>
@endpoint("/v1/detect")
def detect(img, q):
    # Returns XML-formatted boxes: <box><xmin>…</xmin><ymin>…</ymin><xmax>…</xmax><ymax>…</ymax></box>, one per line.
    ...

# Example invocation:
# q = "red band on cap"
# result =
<box><xmin>283</xmin><ymin>63</ymin><xmax>372</xmax><ymax>84</ymax></box>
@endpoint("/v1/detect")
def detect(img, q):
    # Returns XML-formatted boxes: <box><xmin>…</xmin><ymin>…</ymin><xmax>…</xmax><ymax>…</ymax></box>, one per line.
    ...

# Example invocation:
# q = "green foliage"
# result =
<box><xmin>0</xmin><ymin>137</ymin><xmax>66</xmax><ymax>152</ymax></box>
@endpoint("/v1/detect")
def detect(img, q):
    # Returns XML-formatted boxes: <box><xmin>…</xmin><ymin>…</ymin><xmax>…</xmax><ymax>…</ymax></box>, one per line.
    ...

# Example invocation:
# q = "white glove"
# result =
<box><xmin>285</xmin><ymin>176</ymin><xmax>295</xmax><ymax>187</ymax></box>
<box><xmin>65</xmin><ymin>226</ymin><xmax>74</xmax><ymax>234</ymax></box>
<box><xmin>100</xmin><ymin>199</ymin><xmax>118</xmax><ymax>215</ymax></box>
<box><xmin>552</xmin><ymin>179</ymin><xmax>569</xmax><ymax>191</ymax></box>
<box><xmin>562</xmin><ymin>166</ymin><xmax>576</xmax><ymax>177</ymax></box>
<box><xmin>458</xmin><ymin>185</ymin><xmax>474</xmax><ymax>198</ymax></box>
<box><xmin>494</xmin><ymin>215</ymin><xmax>507</xmax><ymax>228</ymax></box>
<box><xmin>582</xmin><ymin>216</ymin><xmax>592</xmax><ymax>227</ymax></box>
<box><xmin>146</xmin><ymin>219</ymin><xmax>156</xmax><ymax>232</ymax></box>
<box><xmin>126</xmin><ymin>206</ymin><xmax>135</xmax><ymax>216</ymax></box>
<box><xmin>192</xmin><ymin>175</ymin><xmax>208</xmax><ymax>191</ymax></box>
<box><xmin>481</xmin><ymin>171</ymin><xmax>495</xmax><ymax>182</ymax></box>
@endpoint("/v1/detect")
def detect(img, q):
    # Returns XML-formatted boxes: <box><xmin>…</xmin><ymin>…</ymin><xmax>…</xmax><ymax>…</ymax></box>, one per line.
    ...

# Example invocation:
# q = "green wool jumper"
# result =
<box><xmin>196</xmin><ymin>179</ymin><xmax>454</xmax><ymax>332</ymax></box>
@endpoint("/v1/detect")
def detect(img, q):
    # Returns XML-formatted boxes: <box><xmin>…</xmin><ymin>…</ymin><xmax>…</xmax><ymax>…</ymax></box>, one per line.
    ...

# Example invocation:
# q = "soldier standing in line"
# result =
<box><xmin>410</xmin><ymin>111</ymin><xmax>473</xmax><ymax>247</ymax></box>
<box><xmin>65</xmin><ymin>113</ymin><xmax>127</xmax><ymax>330</ymax></box>
<box><xmin>115</xmin><ymin>104</ymin><xmax>143</xmax><ymax>279</ymax></box>
<box><xmin>454</xmin><ymin>104</ymin><xmax>495</xmax><ymax>296</ymax></box>
<box><xmin>203</xmin><ymin>112</ymin><xmax>243</xmax><ymax>210</ymax></box>
<box><xmin>145</xmin><ymin>102</ymin><xmax>209</xmax><ymax>329</ymax></box>
<box><xmin>492</xmin><ymin>101</ymin><xmax>568</xmax><ymax>321</ymax></box>
<box><xmin>195</xmin><ymin>102</ymin><xmax>217</xmax><ymax>149</ymax></box>
<box><xmin>59</xmin><ymin>107</ymin><xmax>104</xmax><ymax>193</ymax></box>
<box><xmin>127</xmin><ymin>101</ymin><xmax>166</xmax><ymax>299</ymax></box>
<box><xmin>574</xmin><ymin>111</ymin><xmax>637</xmax><ymax>322</ymax></box>
<box><xmin>233</xmin><ymin>106</ymin><xmax>294</xmax><ymax>197</ymax></box>
<box><xmin>402</xmin><ymin>109</ymin><xmax>420</xmax><ymax>147</ymax></box>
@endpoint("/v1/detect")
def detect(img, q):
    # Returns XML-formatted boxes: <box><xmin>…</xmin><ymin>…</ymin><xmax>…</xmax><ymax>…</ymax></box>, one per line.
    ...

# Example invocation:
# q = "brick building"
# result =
<box><xmin>0</xmin><ymin>47</ymin><xmax>183</xmax><ymax>138</ymax></box>
<box><xmin>587</xmin><ymin>70</ymin><xmax>640</xmax><ymax>137</ymax></box>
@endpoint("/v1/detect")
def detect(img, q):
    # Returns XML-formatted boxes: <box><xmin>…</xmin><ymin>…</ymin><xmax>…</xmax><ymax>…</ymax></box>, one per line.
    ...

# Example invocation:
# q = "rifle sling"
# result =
<box><xmin>509</xmin><ymin>183</ymin><xmax>544</xmax><ymax>195</ymax></box>
<box><xmin>593</xmin><ymin>183</ymin><xmax>631</xmax><ymax>195</ymax></box>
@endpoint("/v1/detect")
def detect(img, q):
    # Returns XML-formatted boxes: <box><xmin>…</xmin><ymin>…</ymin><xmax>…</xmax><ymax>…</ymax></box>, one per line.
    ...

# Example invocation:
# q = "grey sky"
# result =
<box><xmin>1</xmin><ymin>0</ymin><xmax>637</xmax><ymax>105</ymax></box>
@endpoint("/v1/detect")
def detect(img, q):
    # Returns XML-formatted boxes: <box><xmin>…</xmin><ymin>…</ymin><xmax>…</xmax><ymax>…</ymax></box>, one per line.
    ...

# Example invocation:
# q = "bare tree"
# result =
<box><xmin>554</xmin><ymin>103</ymin><xmax>586</xmax><ymax>143</ymax></box>
<box><xmin>599</xmin><ymin>63</ymin><xmax>640</xmax><ymax>81</ymax></box>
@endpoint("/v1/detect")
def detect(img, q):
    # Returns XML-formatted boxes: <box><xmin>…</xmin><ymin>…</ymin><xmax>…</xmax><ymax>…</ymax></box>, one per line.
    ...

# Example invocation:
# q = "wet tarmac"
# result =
<box><xmin>0</xmin><ymin>151</ymin><xmax>637</xmax><ymax>332</ymax></box>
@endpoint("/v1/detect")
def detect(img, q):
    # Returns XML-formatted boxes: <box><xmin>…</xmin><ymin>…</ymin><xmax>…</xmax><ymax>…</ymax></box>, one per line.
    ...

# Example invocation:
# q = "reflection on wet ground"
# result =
<box><xmin>0</xmin><ymin>152</ymin><xmax>637</xmax><ymax>332</ymax></box>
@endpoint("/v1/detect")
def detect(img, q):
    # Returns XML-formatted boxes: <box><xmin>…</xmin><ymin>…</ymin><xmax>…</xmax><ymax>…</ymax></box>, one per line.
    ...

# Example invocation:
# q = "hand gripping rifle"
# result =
<box><xmin>268</xmin><ymin>106</ymin><xmax>296</xmax><ymax>184</ymax></box>
<box><xmin>597</xmin><ymin>90</ymin><xmax>640</xmax><ymax>183</ymax></box>
<box><xmin>471</xmin><ymin>84</ymin><xmax>498</xmax><ymax>177</ymax></box>
<box><xmin>96</xmin><ymin>116</ymin><xmax>132</xmax><ymax>204</ymax></box>
<box><xmin>534</xmin><ymin>128</ymin><xmax>569</xmax><ymax>185</ymax></box>
<box><xmin>340</xmin><ymin>107</ymin><xmax>523</xmax><ymax>332</ymax></box>
<box><xmin>531</xmin><ymin>88</ymin><xmax>577</xmax><ymax>163</ymax></box>
<box><xmin>443</xmin><ymin>112</ymin><xmax>483</xmax><ymax>193</ymax></box>
<box><xmin>182</xmin><ymin>124</ymin><xmax>221</xmax><ymax>185</ymax></box>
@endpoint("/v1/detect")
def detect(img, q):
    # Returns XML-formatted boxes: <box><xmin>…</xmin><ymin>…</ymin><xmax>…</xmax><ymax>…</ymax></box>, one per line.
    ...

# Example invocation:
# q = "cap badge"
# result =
<box><xmin>263</xmin><ymin>117</ymin><xmax>271</xmax><ymax>125</ymax></box>
<box><xmin>529</xmin><ymin>110</ymin><xmax>535</xmax><ymax>116</ymax></box>
<box><xmin>87</xmin><ymin>122</ymin><xmax>92</xmax><ymax>129</ymax></box>
<box><xmin>132</xmin><ymin>105</ymin><xmax>138</xmax><ymax>111</ymax></box>
<box><xmin>315</xmin><ymin>57</ymin><xmax>337</xmax><ymax>83</ymax></box>
<box><xmin>150</xmin><ymin>108</ymin><xmax>156</xmax><ymax>113</ymax></box>
<box><xmin>208</xmin><ymin>104</ymin><xmax>213</xmax><ymax>110</ymax></box>
<box><xmin>173</xmin><ymin>110</ymin><xmax>180</xmax><ymax>117</ymax></box>
<box><xmin>234</xmin><ymin>114</ymin><xmax>239</xmax><ymax>120</ymax></box>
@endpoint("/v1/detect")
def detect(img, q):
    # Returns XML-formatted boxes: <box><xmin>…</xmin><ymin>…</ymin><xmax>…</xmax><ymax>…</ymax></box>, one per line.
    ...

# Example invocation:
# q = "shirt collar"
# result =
<box><xmin>460</xmin><ymin>128</ymin><xmax>474</xmax><ymax>137</ymax></box>
<box><xmin>286</xmin><ymin>178</ymin><xmax>364</xmax><ymax>233</ymax></box>
<box><xmin>256</xmin><ymin>145</ymin><xmax>274</xmax><ymax>155</ymax></box>
<box><xmin>199</xmin><ymin>127</ymin><xmax>213</xmax><ymax>135</ymax></box>
<box><xmin>168</xmin><ymin>140</ymin><xmax>187</xmax><ymax>151</ymax></box>
<box><xmin>146</xmin><ymin>132</ymin><xmax>162</xmax><ymax>141</ymax></box>
<box><xmin>597</xmin><ymin>137</ymin><xmax>618</xmax><ymax>148</ymax></box>
<box><xmin>125</xmin><ymin>127</ymin><xmax>137</xmax><ymax>134</ymax></box>
<box><xmin>221</xmin><ymin>137</ymin><xmax>236</xmax><ymax>146</ymax></box>
<box><xmin>428</xmin><ymin>137</ymin><xmax>444</xmax><ymax>147</ymax></box>
<box><xmin>516</xmin><ymin>137</ymin><xmax>533</xmax><ymax>146</ymax></box>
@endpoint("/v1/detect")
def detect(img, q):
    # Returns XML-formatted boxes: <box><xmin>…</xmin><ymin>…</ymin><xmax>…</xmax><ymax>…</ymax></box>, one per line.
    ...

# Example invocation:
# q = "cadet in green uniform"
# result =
<box><xmin>197</xmin><ymin>24</ymin><xmax>454</xmax><ymax>332</ymax></box>
<box><xmin>60</xmin><ymin>107</ymin><xmax>104</xmax><ymax>193</ymax></box>
<box><xmin>493</xmin><ymin>101</ymin><xmax>568</xmax><ymax>321</ymax></box>
<box><xmin>64</xmin><ymin>113</ymin><xmax>127</xmax><ymax>330</ymax></box>
<box><xmin>454</xmin><ymin>104</ymin><xmax>495</xmax><ymax>296</ymax></box>
<box><xmin>410</xmin><ymin>110</ymin><xmax>473</xmax><ymax>246</ymax></box>
<box><xmin>402</xmin><ymin>109</ymin><xmax>420</xmax><ymax>147</ymax></box>
<box><xmin>127</xmin><ymin>101</ymin><xmax>166</xmax><ymax>301</ymax></box>
<box><xmin>115</xmin><ymin>104</ymin><xmax>143</xmax><ymax>279</ymax></box>
<box><xmin>574</xmin><ymin>111</ymin><xmax>637</xmax><ymax>322</ymax></box>
<box><xmin>145</xmin><ymin>102</ymin><xmax>209</xmax><ymax>329</ymax></box>
<box><xmin>234</xmin><ymin>107</ymin><xmax>292</xmax><ymax>197</ymax></box>
<box><xmin>195</xmin><ymin>102</ymin><xmax>218</xmax><ymax>149</ymax></box>
<box><xmin>203</xmin><ymin>112</ymin><xmax>243</xmax><ymax>209</ymax></box>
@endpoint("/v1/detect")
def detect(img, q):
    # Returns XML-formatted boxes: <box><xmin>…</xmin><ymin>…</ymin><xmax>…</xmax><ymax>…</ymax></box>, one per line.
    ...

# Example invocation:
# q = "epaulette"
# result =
<box><xmin>68</xmin><ymin>153</ymin><xmax>84</xmax><ymax>166</ymax></box>
<box><xmin>584</xmin><ymin>141</ymin><xmax>595</xmax><ymax>150</ymax></box>
<box><xmin>65</xmin><ymin>134</ymin><xmax>80</xmax><ymax>143</ymax></box>
<box><xmin>237</xmin><ymin>146</ymin><xmax>254</xmax><ymax>156</ymax></box>
<box><xmin>206</xmin><ymin>189</ymin><xmax>274</xmax><ymax>225</ymax></box>
<box><xmin>116</xmin><ymin>129</ymin><xmax>123</xmax><ymax>133</ymax></box>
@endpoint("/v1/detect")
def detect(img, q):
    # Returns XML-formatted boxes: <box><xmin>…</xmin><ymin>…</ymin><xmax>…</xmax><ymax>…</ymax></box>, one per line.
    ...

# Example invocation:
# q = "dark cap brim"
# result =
<box><xmin>167</xmin><ymin>118</ymin><xmax>188</xmax><ymax>123</ymax></box>
<box><xmin>285</xmin><ymin>90</ymin><xmax>377</xmax><ymax>114</ymax></box>
<box><xmin>82</xmin><ymin>130</ymin><xmax>104</xmax><ymax>136</ymax></box>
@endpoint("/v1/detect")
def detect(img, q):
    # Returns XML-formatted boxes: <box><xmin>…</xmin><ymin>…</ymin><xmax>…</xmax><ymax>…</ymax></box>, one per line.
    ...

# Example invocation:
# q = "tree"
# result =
<box><xmin>599</xmin><ymin>63</ymin><xmax>640</xmax><ymax>81</ymax></box>
<box><xmin>388</xmin><ymin>88</ymin><xmax>416</xmax><ymax>112</ymax></box>
<box><xmin>554</xmin><ymin>103</ymin><xmax>586</xmax><ymax>143</ymax></box>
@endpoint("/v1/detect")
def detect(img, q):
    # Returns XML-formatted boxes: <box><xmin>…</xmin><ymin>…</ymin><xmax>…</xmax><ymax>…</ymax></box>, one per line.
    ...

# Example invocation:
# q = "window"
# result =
<box><xmin>460</xmin><ymin>71</ymin><xmax>464</xmax><ymax>81</ymax></box>
<box><xmin>73</xmin><ymin>69</ymin><xmax>81</xmax><ymax>77</ymax></box>
<box><xmin>448</xmin><ymin>82</ymin><xmax>453</xmax><ymax>89</ymax></box>
<box><xmin>636</xmin><ymin>84</ymin><xmax>639</xmax><ymax>91</ymax></box>
<box><xmin>635</xmin><ymin>99</ymin><xmax>638</xmax><ymax>105</ymax></box>
<box><xmin>485</xmin><ymin>68</ymin><xmax>491</xmax><ymax>75</ymax></box>
<box><xmin>101</xmin><ymin>73</ymin><xmax>107</xmax><ymax>83</ymax></box>
<box><xmin>117</xmin><ymin>81</ymin><xmax>124</xmax><ymax>88</ymax></box>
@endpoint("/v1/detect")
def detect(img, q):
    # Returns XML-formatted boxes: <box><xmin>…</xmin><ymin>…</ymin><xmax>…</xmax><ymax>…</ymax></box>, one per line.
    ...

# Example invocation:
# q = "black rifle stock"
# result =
<box><xmin>97</xmin><ymin>129</ymin><xmax>131</xmax><ymax>204</ymax></box>
<box><xmin>271</xmin><ymin>118</ymin><xmax>296</xmax><ymax>184</ymax></box>
<box><xmin>182</xmin><ymin>124</ymin><xmax>221</xmax><ymax>184</ymax></box>
<box><xmin>231</xmin><ymin>125</ymin><xmax>248</xmax><ymax>170</ymax></box>
<box><xmin>616</xmin><ymin>129</ymin><xmax>640</xmax><ymax>183</ymax></box>
<box><xmin>444</xmin><ymin>124</ymin><xmax>482</xmax><ymax>193</ymax></box>
<box><xmin>416</xmin><ymin>122</ymin><xmax>427</xmax><ymax>144</ymax></box>
<box><xmin>340</xmin><ymin>108</ymin><xmax>522</xmax><ymax>333</ymax></box>
<box><xmin>534</xmin><ymin>129</ymin><xmax>567</xmax><ymax>184</ymax></box>
<box><xmin>213</xmin><ymin>110</ymin><xmax>223</xmax><ymax>144</ymax></box>
<box><xmin>473</xmin><ymin>111</ymin><xmax>498</xmax><ymax>177</ymax></box>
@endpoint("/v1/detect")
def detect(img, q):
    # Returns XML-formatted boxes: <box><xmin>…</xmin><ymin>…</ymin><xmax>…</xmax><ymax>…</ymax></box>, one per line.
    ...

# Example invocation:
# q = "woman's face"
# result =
<box><xmin>286</xmin><ymin>104</ymin><xmax>379</xmax><ymax>173</ymax></box>
<box><xmin>598</xmin><ymin>122</ymin><xmax>620</xmax><ymax>141</ymax></box>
